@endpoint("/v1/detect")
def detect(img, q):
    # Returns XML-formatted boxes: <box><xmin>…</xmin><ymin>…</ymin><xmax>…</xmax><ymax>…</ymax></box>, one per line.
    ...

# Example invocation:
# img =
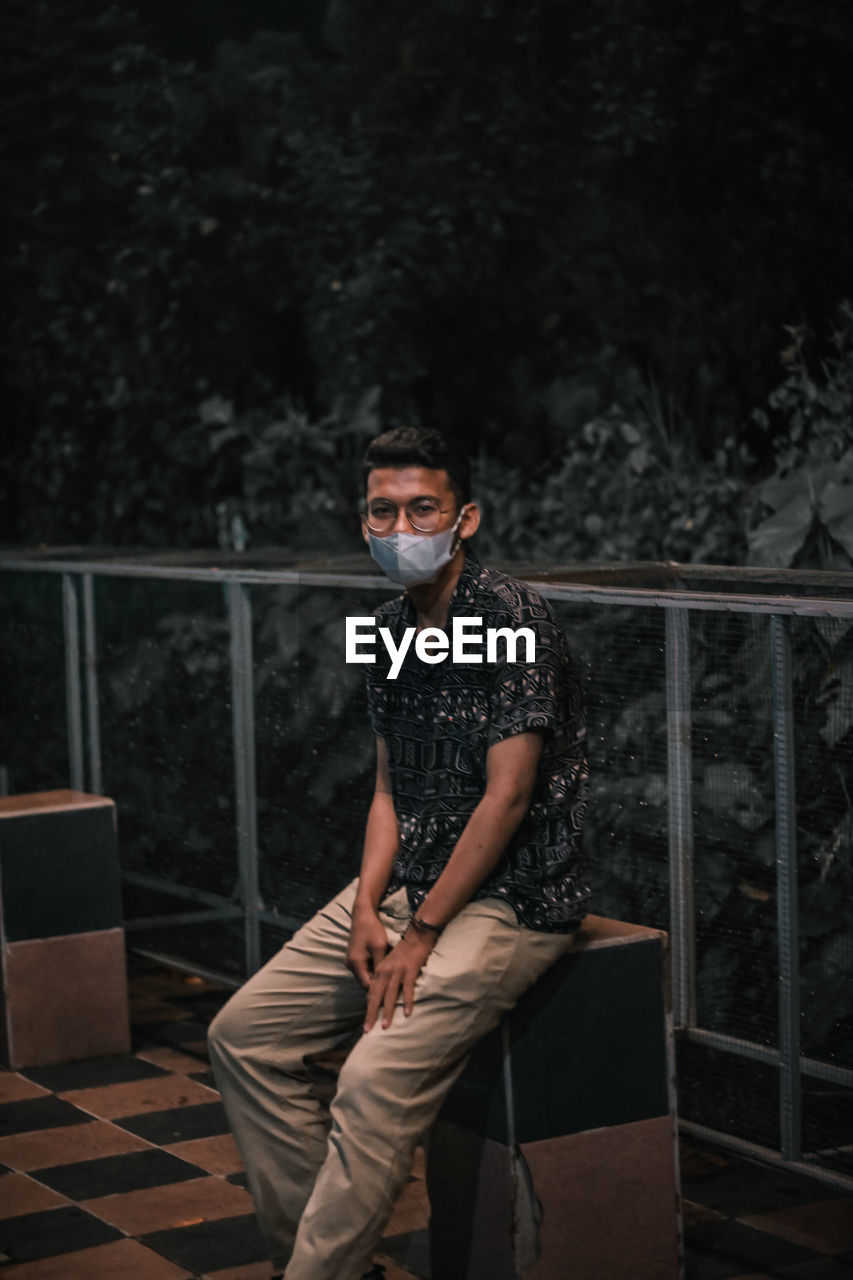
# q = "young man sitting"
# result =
<box><xmin>208</xmin><ymin>426</ymin><xmax>590</xmax><ymax>1280</ymax></box>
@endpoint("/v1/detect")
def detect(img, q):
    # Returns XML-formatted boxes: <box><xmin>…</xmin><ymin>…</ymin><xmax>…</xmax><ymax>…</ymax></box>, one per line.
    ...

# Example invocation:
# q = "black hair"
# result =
<box><xmin>361</xmin><ymin>427</ymin><xmax>471</xmax><ymax>506</ymax></box>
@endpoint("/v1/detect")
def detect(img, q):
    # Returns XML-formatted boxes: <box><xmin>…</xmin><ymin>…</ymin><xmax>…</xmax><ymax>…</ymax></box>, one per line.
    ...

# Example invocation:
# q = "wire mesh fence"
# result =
<box><xmin>1</xmin><ymin>549</ymin><xmax>852</xmax><ymax>1186</ymax></box>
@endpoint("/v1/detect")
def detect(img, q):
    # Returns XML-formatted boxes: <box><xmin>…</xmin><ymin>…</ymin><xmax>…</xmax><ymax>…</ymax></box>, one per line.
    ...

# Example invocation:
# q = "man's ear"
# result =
<box><xmin>360</xmin><ymin>515</ymin><xmax>370</xmax><ymax>546</ymax></box>
<box><xmin>460</xmin><ymin>502</ymin><xmax>481</xmax><ymax>541</ymax></box>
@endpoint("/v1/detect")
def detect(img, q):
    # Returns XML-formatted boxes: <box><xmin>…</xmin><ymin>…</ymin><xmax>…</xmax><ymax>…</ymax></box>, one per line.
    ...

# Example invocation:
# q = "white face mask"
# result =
<box><xmin>368</xmin><ymin>507</ymin><xmax>468</xmax><ymax>587</ymax></box>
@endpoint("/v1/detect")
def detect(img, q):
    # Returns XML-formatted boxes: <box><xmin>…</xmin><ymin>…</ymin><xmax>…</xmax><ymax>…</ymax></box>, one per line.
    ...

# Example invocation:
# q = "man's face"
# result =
<box><xmin>362</xmin><ymin>466</ymin><xmax>463</xmax><ymax>539</ymax></box>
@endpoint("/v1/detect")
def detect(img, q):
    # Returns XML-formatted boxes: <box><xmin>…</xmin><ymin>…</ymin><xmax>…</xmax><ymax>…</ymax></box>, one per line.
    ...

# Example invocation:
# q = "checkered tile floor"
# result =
<box><xmin>1</xmin><ymin>957</ymin><xmax>851</xmax><ymax>1278</ymax></box>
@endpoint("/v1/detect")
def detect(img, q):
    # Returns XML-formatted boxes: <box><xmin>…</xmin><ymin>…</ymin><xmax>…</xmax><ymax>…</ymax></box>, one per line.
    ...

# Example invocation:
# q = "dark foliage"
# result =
<box><xmin>2</xmin><ymin>0</ymin><xmax>853</xmax><ymax>550</ymax></box>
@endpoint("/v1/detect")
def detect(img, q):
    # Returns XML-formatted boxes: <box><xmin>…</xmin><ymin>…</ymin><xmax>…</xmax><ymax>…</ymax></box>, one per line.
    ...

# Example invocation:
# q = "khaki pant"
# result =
<box><xmin>208</xmin><ymin>879</ymin><xmax>575</xmax><ymax>1280</ymax></box>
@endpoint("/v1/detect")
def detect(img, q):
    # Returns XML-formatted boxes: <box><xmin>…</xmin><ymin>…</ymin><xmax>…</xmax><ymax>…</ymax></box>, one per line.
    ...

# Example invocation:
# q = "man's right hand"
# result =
<box><xmin>346</xmin><ymin>900</ymin><xmax>390</xmax><ymax>989</ymax></box>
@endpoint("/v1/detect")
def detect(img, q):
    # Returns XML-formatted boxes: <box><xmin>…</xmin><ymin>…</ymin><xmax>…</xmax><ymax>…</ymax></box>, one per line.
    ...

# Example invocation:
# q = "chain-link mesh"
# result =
<box><xmin>0</xmin><ymin>571</ymin><xmax>67</xmax><ymax>794</ymax></box>
<box><xmin>683</xmin><ymin>610</ymin><xmax>783</xmax><ymax>1152</ymax></box>
<box><xmin>792</xmin><ymin>613</ymin><xmax>853</xmax><ymax>1177</ymax></box>
<box><xmin>1</xmin><ymin>556</ymin><xmax>851</xmax><ymax>1181</ymax></box>
<box><xmin>91</xmin><ymin>575</ymin><xmax>244</xmax><ymax>970</ymax></box>
<box><xmin>253</xmin><ymin>581</ymin><xmax>377</xmax><ymax>928</ymax></box>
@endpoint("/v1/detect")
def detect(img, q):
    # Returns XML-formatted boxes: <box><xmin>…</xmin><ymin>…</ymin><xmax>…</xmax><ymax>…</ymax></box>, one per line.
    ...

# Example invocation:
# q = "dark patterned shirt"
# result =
<box><xmin>364</xmin><ymin>551</ymin><xmax>590</xmax><ymax>931</ymax></box>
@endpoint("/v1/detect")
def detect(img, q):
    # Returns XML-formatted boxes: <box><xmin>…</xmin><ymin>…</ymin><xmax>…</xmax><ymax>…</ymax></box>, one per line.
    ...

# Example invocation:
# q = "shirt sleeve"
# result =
<box><xmin>364</xmin><ymin>667</ymin><xmax>383</xmax><ymax>736</ymax></box>
<box><xmin>363</xmin><ymin>602</ymin><xmax>395</xmax><ymax>736</ymax></box>
<box><xmin>487</xmin><ymin>605</ymin><xmax>571</xmax><ymax>748</ymax></box>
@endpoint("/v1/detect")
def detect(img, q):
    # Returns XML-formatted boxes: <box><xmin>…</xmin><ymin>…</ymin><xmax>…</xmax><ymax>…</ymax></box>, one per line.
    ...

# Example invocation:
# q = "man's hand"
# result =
<box><xmin>346</xmin><ymin>901</ymin><xmax>390</xmax><ymax>990</ymax></box>
<box><xmin>364</xmin><ymin>927</ymin><xmax>435</xmax><ymax>1032</ymax></box>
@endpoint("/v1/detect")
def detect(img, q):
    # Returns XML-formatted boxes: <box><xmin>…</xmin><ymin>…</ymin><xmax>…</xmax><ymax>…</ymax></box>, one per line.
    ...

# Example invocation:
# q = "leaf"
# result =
<box><xmin>694</xmin><ymin>850</ymin><xmax>737</xmax><ymax>923</ymax></box>
<box><xmin>818</xmin><ymin>479</ymin><xmax>853</xmax><ymax>559</ymax></box>
<box><xmin>628</xmin><ymin>445</ymin><xmax>649</xmax><ymax>473</ymax></box>
<box><xmin>199</xmin><ymin>395</ymin><xmax>234</xmax><ymax>426</ymax></box>
<box><xmin>801</xmin><ymin>933</ymin><xmax>853</xmax><ymax>1042</ymax></box>
<box><xmin>819</xmin><ymin>657</ymin><xmax>853</xmax><ymax>747</ymax></box>
<box><xmin>700</xmin><ymin>762</ymin><xmax>772</xmax><ymax>831</ymax></box>
<box><xmin>642</xmin><ymin>773</ymin><xmax>667</xmax><ymax>806</ymax></box>
<box><xmin>208</xmin><ymin>426</ymin><xmax>243</xmax><ymax>453</ymax></box>
<box><xmin>814</xmin><ymin>616</ymin><xmax>853</xmax><ymax>644</ymax></box>
<box><xmin>746</xmin><ymin>491</ymin><xmax>813</xmax><ymax>567</ymax></box>
<box><xmin>755</xmin><ymin>468</ymin><xmax>811</xmax><ymax>513</ymax></box>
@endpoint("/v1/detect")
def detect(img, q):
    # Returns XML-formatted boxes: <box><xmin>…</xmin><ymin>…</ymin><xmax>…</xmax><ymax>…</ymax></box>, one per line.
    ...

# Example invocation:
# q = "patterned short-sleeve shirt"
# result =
<box><xmin>364</xmin><ymin>550</ymin><xmax>590</xmax><ymax>932</ymax></box>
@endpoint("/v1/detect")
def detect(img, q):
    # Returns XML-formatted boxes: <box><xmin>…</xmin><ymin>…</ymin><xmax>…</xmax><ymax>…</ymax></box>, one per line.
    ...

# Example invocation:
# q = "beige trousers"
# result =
<box><xmin>208</xmin><ymin>878</ymin><xmax>575</xmax><ymax>1280</ymax></box>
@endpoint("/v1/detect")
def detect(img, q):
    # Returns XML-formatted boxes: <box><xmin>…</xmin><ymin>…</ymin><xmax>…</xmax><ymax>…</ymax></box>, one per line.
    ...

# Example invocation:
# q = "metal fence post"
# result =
<box><xmin>770</xmin><ymin>613</ymin><xmax>801</xmax><ymax>1162</ymax></box>
<box><xmin>227</xmin><ymin>581</ymin><xmax>261</xmax><ymax>975</ymax></box>
<box><xmin>62</xmin><ymin>574</ymin><xmax>84</xmax><ymax>791</ymax></box>
<box><xmin>82</xmin><ymin>574</ymin><xmax>103</xmax><ymax>795</ymax></box>
<box><xmin>666</xmin><ymin>606</ymin><xmax>695</xmax><ymax>1029</ymax></box>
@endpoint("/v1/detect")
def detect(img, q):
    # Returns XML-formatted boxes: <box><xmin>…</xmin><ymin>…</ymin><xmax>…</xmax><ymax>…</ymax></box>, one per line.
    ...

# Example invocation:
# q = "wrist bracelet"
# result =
<box><xmin>407</xmin><ymin>911</ymin><xmax>445</xmax><ymax>937</ymax></box>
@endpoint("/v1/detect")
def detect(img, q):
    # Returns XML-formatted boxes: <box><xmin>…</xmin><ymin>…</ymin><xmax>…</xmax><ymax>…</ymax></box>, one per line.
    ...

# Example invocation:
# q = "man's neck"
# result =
<box><xmin>407</xmin><ymin>548</ymin><xmax>467</xmax><ymax>631</ymax></box>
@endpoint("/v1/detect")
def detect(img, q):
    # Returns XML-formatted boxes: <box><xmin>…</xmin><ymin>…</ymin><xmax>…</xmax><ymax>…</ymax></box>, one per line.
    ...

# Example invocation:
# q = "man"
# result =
<box><xmin>208</xmin><ymin>427</ymin><xmax>590</xmax><ymax>1280</ymax></box>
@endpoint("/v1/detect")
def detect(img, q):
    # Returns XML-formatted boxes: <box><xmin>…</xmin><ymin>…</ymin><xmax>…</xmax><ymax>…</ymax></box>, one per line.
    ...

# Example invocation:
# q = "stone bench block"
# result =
<box><xmin>427</xmin><ymin>915</ymin><xmax>683</xmax><ymax>1279</ymax></box>
<box><xmin>0</xmin><ymin>789</ymin><xmax>130</xmax><ymax>1068</ymax></box>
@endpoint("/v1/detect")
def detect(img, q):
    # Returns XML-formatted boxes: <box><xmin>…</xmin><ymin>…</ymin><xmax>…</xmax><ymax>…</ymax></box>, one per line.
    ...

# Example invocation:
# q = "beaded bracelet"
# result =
<box><xmin>406</xmin><ymin>911</ymin><xmax>445</xmax><ymax>937</ymax></box>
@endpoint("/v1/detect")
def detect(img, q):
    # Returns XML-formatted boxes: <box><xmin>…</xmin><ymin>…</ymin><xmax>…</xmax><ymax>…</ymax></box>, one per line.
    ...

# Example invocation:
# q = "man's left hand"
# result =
<box><xmin>364</xmin><ymin>927</ymin><xmax>436</xmax><ymax>1031</ymax></box>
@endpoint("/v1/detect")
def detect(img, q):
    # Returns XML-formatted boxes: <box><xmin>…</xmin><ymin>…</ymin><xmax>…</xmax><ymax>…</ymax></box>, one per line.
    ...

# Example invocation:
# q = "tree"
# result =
<box><xmin>3</xmin><ymin>0</ymin><xmax>852</xmax><ymax>548</ymax></box>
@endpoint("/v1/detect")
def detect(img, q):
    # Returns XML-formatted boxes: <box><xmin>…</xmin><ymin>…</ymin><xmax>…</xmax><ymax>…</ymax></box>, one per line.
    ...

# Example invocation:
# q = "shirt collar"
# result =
<box><xmin>386</xmin><ymin>546</ymin><xmax>482</xmax><ymax>629</ymax></box>
<box><xmin>446</xmin><ymin>547</ymin><xmax>482</xmax><ymax>618</ymax></box>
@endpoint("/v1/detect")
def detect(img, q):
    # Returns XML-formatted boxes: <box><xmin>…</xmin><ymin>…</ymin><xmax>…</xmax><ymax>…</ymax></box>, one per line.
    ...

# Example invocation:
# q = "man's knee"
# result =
<box><xmin>208</xmin><ymin>987</ymin><xmax>253</xmax><ymax>1062</ymax></box>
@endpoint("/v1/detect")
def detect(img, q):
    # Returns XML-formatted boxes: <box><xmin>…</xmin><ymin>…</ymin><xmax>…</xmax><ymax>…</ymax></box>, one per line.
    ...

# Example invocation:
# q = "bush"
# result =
<box><xmin>747</xmin><ymin>303</ymin><xmax>853</xmax><ymax>570</ymax></box>
<box><xmin>475</xmin><ymin>392</ymin><xmax>749</xmax><ymax>566</ymax></box>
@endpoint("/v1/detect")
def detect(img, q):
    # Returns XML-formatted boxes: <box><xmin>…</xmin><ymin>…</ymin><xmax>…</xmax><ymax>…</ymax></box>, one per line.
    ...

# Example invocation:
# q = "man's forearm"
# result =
<box><xmin>361</xmin><ymin>788</ymin><xmax>528</xmax><ymax>1032</ymax></box>
<box><xmin>361</xmin><ymin>732</ymin><xmax>542</xmax><ymax>1031</ymax></box>
<box><xmin>415</xmin><ymin>788</ymin><xmax>529</xmax><ymax>928</ymax></box>
<box><xmin>415</xmin><ymin>732</ymin><xmax>542</xmax><ymax>930</ymax></box>
<box><xmin>354</xmin><ymin>788</ymin><xmax>399</xmax><ymax>911</ymax></box>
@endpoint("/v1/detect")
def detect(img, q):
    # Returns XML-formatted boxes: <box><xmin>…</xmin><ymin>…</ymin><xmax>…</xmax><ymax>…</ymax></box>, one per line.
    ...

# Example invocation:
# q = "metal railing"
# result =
<box><xmin>2</xmin><ymin>546</ymin><xmax>852</xmax><ymax>1190</ymax></box>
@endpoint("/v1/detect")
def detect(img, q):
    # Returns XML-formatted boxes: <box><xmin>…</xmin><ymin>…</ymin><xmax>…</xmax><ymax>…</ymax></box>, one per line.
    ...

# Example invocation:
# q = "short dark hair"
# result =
<box><xmin>362</xmin><ymin>427</ymin><xmax>471</xmax><ymax>506</ymax></box>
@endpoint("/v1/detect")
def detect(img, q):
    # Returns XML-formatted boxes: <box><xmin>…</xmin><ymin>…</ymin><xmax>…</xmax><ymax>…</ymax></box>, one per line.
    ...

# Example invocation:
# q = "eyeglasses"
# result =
<box><xmin>362</xmin><ymin>498</ymin><xmax>455</xmax><ymax>534</ymax></box>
